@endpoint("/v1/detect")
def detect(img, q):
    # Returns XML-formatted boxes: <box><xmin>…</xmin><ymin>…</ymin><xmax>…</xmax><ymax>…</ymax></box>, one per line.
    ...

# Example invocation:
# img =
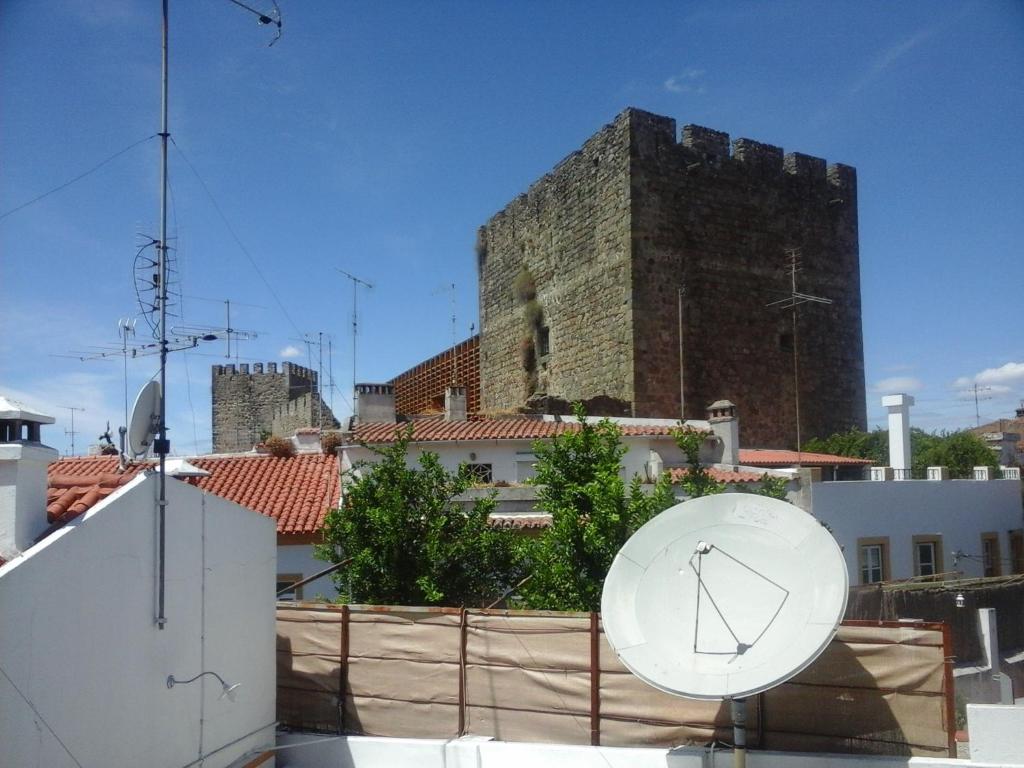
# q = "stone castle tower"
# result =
<box><xmin>211</xmin><ymin>362</ymin><xmax>339</xmax><ymax>454</ymax></box>
<box><xmin>477</xmin><ymin>108</ymin><xmax>866</xmax><ymax>448</ymax></box>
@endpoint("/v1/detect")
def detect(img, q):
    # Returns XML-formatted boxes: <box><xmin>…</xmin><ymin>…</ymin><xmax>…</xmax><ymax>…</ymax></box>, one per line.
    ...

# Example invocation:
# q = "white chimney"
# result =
<box><xmin>707</xmin><ymin>399</ymin><xmax>739</xmax><ymax>466</ymax></box>
<box><xmin>445</xmin><ymin>386</ymin><xmax>467</xmax><ymax>422</ymax></box>
<box><xmin>0</xmin><ymin>396</ymin><xmax>59</xmax><ymax>561</ymax></box>
<box><xmin>353</xmin><ymin>383</ymin><xmax>396</xmax><ymax>424</ymax></box>
<box><xmin>882</xmin><ymin>393</ymin><xmax>914</xmax><ymax>476</ymax></box>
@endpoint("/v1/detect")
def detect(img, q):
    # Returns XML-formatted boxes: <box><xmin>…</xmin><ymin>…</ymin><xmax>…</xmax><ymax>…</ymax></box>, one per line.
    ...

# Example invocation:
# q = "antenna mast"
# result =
<box><xmin>60</xmin><ymin>406</ymin><xmax>85</xmax><ymax>456</ymax></box>
<box><xmin>337</xmin><ymin>268</ymin><xmax>373</xmax><ymax>398</ymax></box>
<box><xmin>968</xmin><ymin>383</ymin><xmax>992</xmax><ymax>427</ymax></box>
<box><xmin>766</xmin><ymin>249</ymin><xmax>832</xmax><ymax>461</ymax></box>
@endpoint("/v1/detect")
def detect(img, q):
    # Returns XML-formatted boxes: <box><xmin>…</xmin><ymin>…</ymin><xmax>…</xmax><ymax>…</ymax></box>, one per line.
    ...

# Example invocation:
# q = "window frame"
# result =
<box><xmin>1009</xmin><ymin>529</ymin><xmax>1024</xmax><ymax>575</ymax></box>
<box><xmin>464</xmin><ymin>462</ymin><xmax>494</xmax><ymax>484</ymax></box>
<box><xmin>857</xmin><ymin>536</ymin><xmax>891</xmax><ymax>585</ymax></box>
<box><xmin>276</xmin><ymin>573</ymin><xmax>304</xmax><ymax>601</ymax></box>
<box><xmin>912</xmin><ymin>534</ymin><xmax>944</xmax><ymax>578</ymax></box>
<box><xmin>980</xmin><ymin>532</ymin><xmax>1002</xmax><ymax>578</ymax></box>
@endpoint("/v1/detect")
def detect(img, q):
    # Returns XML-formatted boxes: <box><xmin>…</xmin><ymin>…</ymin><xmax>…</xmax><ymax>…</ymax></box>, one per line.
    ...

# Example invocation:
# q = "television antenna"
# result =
<box><xmin>144</xmin><ymin>0</ymin><xmax>282</xmax><ymax>630</ymax></box>
<box><xmin>180</xmin><ymin>296</ymin><xmax>263</xmax><ymax>360</ymax></box>
<box><xmin>602</xmin><ymin>494</ymin><xmax>848</xmax><ymax>768</ymax></box>
<box><xmin>766</xmin><ymin>248</ymin><xmax>832</xmax><ymax>461</ymax></box>
<box><xmin>432</xmin><ymin>281</ymin><xmax>458</xmax><ymax>383</ymax></box>
<box><xmin>59</xmin><ymin>405</ymin><xmax>85</xmax><ymax>456</ymax></box>
<box><xmin>290</xmin><ymin>331</ymin><xmax>332</xmax><ymax>429</ymax></box>
<box><xmin>337</xmin><ymin>268</ymin><xmax>373</xmax><ymax>398</ymax></box>
<box><xmin>964</xmin><ymin>384</ymin><xmax>992</xmax><ymax>427</ymax></box>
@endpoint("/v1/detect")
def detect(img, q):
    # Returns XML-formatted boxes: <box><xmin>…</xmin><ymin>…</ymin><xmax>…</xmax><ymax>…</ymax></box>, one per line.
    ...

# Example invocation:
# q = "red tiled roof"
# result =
<box><xmin>670</xmin><ymin>467</ymin><xmax>764</xmax><ymax>484</ymax></box>
<box><xmin>738</xmin><ymin>449</ymin><xmax>872</xmax><ymax>467</ymax></box>
<box><xmin>46</xmin><ymin>453</ymin><xmax>339</xmax><ymax>535</ymax></box>
<box><xmin>353</xmin><ymin>419</ymin><xmax>680</xmax><ymax>444</ymax></box>
<box><xmin>489</xmin><ymin>515</ymin><xmax>552</xmax><ymax>530</ymax></box>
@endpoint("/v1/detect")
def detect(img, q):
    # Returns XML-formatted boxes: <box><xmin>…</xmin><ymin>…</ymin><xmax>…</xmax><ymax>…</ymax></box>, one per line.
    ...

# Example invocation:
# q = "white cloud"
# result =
<box><xmin>952</xmin><ymin>362</ymin><xmax>1024</xmax><ymax>390</ymax></box>
<box><xmin>279</xmin><ymin>345</ymin><xmax>301</xmax><ymax>359</ymax></box>
<box><xmin>664</xmin><ymin>69</ymin><xmax>706</xmax><ymax>95</ymax></box>
<box><xmin>872</xmin><ymin>376</ymin><xmax>923</xmax><ymax>394</ymax></box>
<box><xmin>850</xmin><ymin>26</ymin><xmax>935</xmax><ymax>95</ymax></box>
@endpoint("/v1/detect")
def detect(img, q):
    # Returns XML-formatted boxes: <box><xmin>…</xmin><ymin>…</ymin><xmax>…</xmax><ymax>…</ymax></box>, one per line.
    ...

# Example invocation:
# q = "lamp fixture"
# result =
<box><xmin>166</xmin><ymin>671</ymin><xmax>241</xmax><ymax>701</ymax></box>
<box><xmin>955</xmin><ymin>593</ymin><xmax>965</xmax><ymax>609</ymax></box>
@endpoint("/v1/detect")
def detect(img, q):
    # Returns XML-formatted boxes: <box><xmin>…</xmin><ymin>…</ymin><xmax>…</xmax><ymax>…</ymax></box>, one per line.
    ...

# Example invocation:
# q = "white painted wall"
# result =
<box><xmin>805</xmin><ymin>479</ymin><xmax>1023</xmax><ymax>582</ymax></box>
<box><xmin>0</xmin><ymin>472</ymin><xmax>277</xmax><ymax>768</ymax></box>
<box><xmin>274</xmin><ymin>731</ymin><xmax>1018</xmax><ymax>768</ymax></box>
<box><xmin>278</xmin><ymin>543</ymin><xmax>339</xmax><ymax>601</ymax></box>
<box><xmin>342</xmin><ymin>435</ymin><xmax>689</xmax><ymax>488</ymax></box>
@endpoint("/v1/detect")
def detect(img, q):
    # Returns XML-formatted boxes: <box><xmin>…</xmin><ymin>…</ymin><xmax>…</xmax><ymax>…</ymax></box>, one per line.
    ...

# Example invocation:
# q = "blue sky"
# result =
<box><xmin>1</xmin><ymin>1</ymin><xmax>1022</xmax><ymax>455</ymax></box>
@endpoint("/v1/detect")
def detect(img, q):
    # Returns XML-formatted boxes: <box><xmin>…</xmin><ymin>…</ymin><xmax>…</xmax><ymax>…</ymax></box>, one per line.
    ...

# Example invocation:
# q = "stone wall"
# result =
<box><xmin>477</xmin><ymin>108</ymin><xmax>866</xmax><ymax>446</ymax></box>
<box><xmin>477</xmin><ymin>113</ymin><xmax>635</xmax><ymax>416</ymax></box>
<box><xmin>211</xmin><ymin>362</ymin><xmax>337</xmax><ymax>453</ymax></box>
<box><xmin>628</xmin><ymin>112</ymin><xmax>866</xmax><ymax>446</ymax></box>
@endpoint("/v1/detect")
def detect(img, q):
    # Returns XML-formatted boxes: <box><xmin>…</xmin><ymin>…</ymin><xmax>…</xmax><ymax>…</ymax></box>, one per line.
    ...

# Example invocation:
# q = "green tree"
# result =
<box><xmin>519</xmin><ymin>404</ymin><xmax>676</xmax><ymax>611</ymax></box>
<box><xmin>316</xmin><ymin>427</ymin><xmax>524</xmax><ymax>606</ymax></box>
<box><xmin>912</xmin><ymin>430</ymin><xmax>997</xmax><ymax>478</ymax></box>
<box><xmin>803</xmin><ymin>428</ymin><xmax>887</xmax><ymax>465</ymax></box>
<box><xmin>672</xmin><ymin>426</ymin><xmax>726</xmax><ymax>498</ymax></box>
<box><xmin>752</xmin><ymin>472</ymin><xmax>790</xmax><ymax>499</ymax></box>
<box><xmin>804</xmin><ymin>426</ymin><xmax>997</xmax><ymax>479</ymax></box>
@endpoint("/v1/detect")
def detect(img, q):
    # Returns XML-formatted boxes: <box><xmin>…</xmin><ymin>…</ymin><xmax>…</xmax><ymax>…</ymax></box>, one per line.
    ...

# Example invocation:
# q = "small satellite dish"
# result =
<box><xmin>602</xmin><ymin>494</ymin><xmax>847</xmax><ymax>701</ymax></box>
<box><xmin>127</xmin><ymin>380</ymin><xmax>161</xmax><ymax>458</ymax></box>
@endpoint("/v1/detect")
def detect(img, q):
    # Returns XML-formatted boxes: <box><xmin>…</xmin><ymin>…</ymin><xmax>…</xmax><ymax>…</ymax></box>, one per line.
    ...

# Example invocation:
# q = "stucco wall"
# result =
<box><xmin>342</xmin><ymin>435</ymin><xmax>689</xmax><ymax>488</ymax></box>
<box><xmin>0</xmin><ymin>473</ymin><xmax>277</xmax><ymax>768</ymax></box>
<box><xmin>279</xmin><ymin>543</ymin><xmax>339</xmax><ymax>601</ymax></box>
<box><xmin>807</xmin><ymin>479</ymin><xmax>1023</xmax><ymax>583</ymax></box>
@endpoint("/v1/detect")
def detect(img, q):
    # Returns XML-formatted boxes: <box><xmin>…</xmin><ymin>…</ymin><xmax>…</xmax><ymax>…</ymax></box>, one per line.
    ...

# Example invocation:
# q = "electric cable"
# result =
<box><xmin>0</xmin><ymin>134</ymin><xmax>157</xmax><ymax>222</ymax></box>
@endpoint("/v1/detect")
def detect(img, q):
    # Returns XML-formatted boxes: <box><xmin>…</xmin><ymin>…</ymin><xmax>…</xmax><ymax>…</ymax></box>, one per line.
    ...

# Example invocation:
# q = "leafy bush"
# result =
<box><xmin>518</xmin><ymin>403</ymin><xmax>676</xmax><ymax>611</ymax></box>
<box><xmin>316</xmin><ymin>427</ymin><xmax>525</xmax><ymax>606</ymax></box>
<box><xmin>264</xmin><ymin>435</ymin><xmax>295</xmax><ymax>458</ymax></box>
<box><xmin>321</xmin><ymin>431</ymin><xmax>343</xmax><ymax>455</ymax></box>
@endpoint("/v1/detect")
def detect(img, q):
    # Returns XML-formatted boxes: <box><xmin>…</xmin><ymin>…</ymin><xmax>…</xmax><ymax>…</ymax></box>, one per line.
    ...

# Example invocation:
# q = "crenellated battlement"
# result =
<box><xmin>212</xmin><ymin>361</ymin><xmax>316</xmax><ymax>382</ymax></box>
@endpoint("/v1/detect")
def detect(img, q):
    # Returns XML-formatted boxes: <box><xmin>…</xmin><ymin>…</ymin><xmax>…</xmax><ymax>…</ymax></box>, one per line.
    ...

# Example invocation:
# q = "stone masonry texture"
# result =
<box><xmin>477</xmin><ymin>108</ymin><xmax>867</xmax><ymax>448</ymax></box>
<box><xmin>211</xmin><ymin>362</ymin><xmax>339</xmax><ymax>453</ymax></box>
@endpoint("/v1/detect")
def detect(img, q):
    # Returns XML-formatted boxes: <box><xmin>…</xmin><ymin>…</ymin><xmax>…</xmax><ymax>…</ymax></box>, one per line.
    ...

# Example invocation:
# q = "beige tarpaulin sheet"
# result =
<box><xmin>277</xmin><ymin>606</ymin><xmax>952</xmax><ymax>757</ymax></box>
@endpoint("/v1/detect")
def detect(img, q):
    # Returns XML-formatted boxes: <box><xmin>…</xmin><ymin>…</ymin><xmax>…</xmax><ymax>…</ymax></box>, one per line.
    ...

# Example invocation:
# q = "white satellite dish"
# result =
<box><xmin>601</xmin><ymin>493</ymin><xmax>848</xmax><ymax>702</ymax></box>
<box><xmin>127</xmin><ymin>380</ymin><xmax>161</xmax><ymax>458</ymax></box>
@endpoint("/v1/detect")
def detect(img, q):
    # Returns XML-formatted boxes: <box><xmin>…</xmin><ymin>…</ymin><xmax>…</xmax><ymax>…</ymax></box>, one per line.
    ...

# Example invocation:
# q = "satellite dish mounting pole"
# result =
<box><xmin>154</xmin><ymin>0</ymin><xmax>171</xmax><ymax>630</ymax></box>
<box><xmin>731</xmin><ymin>697</ymin><xmax>747</xmax><ymax>768</ymax></box>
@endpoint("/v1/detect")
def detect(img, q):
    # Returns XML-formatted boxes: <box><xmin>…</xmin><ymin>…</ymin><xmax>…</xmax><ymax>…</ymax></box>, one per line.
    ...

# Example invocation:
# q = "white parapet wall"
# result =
<box><xmin>0</xmin><ymin>473</ymin><xmax>277</xmax><ymax>768</ymax></box>
<box><xmin>274</xmin><ymin>731</ymin><xmax>1023</xmax><ymax>768</ymax></box>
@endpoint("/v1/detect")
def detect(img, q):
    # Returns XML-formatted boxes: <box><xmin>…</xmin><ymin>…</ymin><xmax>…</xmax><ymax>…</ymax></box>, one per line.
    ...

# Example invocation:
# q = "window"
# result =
<box><xmin>465</xmin><ymin>463</ymin><xmax>493</xmax><ymax>484</ymax></box>
<box><xmin>1010</xmin><ymin>530</ymin><xmax>1024</xmax><ymax>575</ymax></box>
<box><xmin>981</xmin><ymin>533</ymin><xmax>1001</xmax><ymax>578</ymax></box>
<box><xmin>276</xmin><ymin>573</ymin><xmax>304</xmax><ymax>601</ymax></box>
<box><xmin>912</xmin><ymin>535</ymin><xmax>944</xmax><ymax>578</ymax></box>
<box><xmin>858</xmin><ymin>537</ymin><xmax>890</xmax><ymax>584</ymax></box>
<box><xmin>538</xmin><ymin>326</ymin><xmax>550</xmax><ymax>357</ymax></box>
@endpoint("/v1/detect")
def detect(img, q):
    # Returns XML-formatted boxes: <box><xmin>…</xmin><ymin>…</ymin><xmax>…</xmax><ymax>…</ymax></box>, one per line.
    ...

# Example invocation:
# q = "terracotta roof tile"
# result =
<box><xmin>489</xmin><ymin>515</ymin><xmax>552</xmax><ymax>530</ymax></box>
<box><xmin>353</xmin><ymin>419</ymin><xmax>680</xmax><ymax>444</ymax></box>
<box><xmin>669</xmin><ymin>467</ymin><xmax>764</xmax><ymax>484</ymax></box>
<box><xmin>46</xmin><ymin>453</ymin><xmax>339</xmax><ymax>536</ymax></box>
<box><xmin>737</xmin><ymin>449</ymin><xmax>872</xmax><ymax>467</ymax></box>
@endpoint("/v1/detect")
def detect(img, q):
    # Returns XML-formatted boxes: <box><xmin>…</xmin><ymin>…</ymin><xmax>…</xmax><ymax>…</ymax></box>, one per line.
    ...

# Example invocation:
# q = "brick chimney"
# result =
<box><xmin>353</xmin><ymin>383</ymin><xmax>396</xmax><ymax>424</ymax></box>
<box><xmin>707</xmin><ymin>399</ymin><xmax>739</xmax><ymax>466</ymax></box>
<box><xmin>445</xmin><ymin>387</ymin><xmax>467</xmax><ymax>422</ymax></box>
<box><xmin>0</xmin><ymin>396</ymin><xmax>59</xmax><ymax>561</ymax></box>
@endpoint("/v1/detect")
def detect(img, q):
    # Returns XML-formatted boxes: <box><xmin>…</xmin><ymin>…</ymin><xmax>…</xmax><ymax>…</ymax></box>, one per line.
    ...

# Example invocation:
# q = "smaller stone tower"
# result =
<box><xmin>211</xmin><ymin>362</ymin><xmax>339</xmax><ymax>454</ymax></box>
